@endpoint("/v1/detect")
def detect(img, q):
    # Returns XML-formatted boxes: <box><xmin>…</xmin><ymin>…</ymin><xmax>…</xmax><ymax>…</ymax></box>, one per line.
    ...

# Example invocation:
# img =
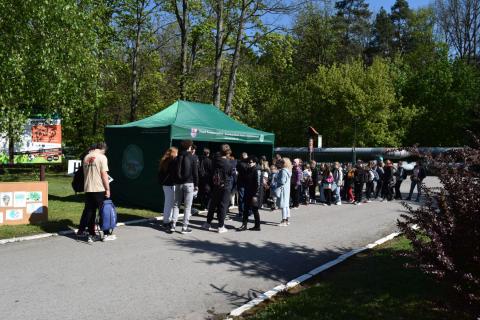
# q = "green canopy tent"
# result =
<box><xmin>104</xmin><ymin>100</ymin><xmax>275</xmax><ymax>211</ymax></box>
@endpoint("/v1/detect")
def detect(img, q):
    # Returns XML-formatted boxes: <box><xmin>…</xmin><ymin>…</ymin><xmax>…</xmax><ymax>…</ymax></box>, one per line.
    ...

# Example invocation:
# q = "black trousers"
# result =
<box><xmin>198</xmin><ymin>180</ymin><xmax>211</xmax><ymax>209</ymax></box>
<box><xmin>309</xmin><ymin>185</ymin><xmax>317</xmax><ymax>202</ymax></box>
<box><xmin>291</xmin><ymin>185</ymin><xmax>300</xmax><ymax>207</ymax></box>
<box><xmin>242</xmin><ymin>202</ymin><xmax>260</xmax><ymax>227</ymax></box>
<box><xmin>323</xmin><ymin>189</ymin><xmax>333</xmax><ymax>205</ymax></box>
<box><xmin>354</xmin><ymin>183</ymin><xmax>364</xmax><ymax>203</ymax></box>
<box><xmin>394</xmin><ymin>180</ymin><xmax>403</xmax><ymax>199</ymax></box>
<box><xmin>207</xmin><ymin>187</ymin><xmax>231</xmax><ymax>228</ymax></box>
<box><xmin>79</xmin><ymin>192</ymin><xmax>108</xmax><ymax>235</ymax></box>
<box><xmin>382</xmin><ymin>181</ymin><xmax>394</xmax><ymax>200</ymax></box>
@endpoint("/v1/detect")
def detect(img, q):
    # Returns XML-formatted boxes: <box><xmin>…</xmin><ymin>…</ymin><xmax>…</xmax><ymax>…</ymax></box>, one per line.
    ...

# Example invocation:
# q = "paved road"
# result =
<box><xmin>0</xmin><ymin>178</ymin><xmax>435</xmax><ymax>320</ymax></box>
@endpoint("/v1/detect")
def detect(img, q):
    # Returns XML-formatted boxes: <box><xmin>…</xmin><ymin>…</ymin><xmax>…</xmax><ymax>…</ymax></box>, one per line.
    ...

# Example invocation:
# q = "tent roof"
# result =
<box><xmin>107</xmin><ymin>100</ymin><xmax>274</xmax><ymax>144</ymax></box>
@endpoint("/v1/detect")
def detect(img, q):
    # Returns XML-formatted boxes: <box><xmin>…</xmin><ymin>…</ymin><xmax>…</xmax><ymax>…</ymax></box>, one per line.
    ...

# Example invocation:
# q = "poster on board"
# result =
<box><xmin>0</xmin><ymin>211</ymin><xmax>3</xmax><ymax>224</ymax></box>
<box><xmin>5</xmin><ymin>209</ymin><xmax>23</xmax><ymax>221</ymax></box>
<box><xmin>0</xmin><ymin>118</ymin><xmax>62</xmax><ymax>164</ymax></box>
<box><xmin>0</xmin><ymin>192</ymin><xmax>13</xmax><ymax>207</ymax></box>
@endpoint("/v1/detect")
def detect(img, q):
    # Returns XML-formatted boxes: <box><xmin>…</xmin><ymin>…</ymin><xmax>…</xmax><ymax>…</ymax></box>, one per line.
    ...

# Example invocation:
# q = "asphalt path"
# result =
<box><xmin>0</xmin><ymin>178</ymin><xmax>436</xmax><ymax>320</ymax></box>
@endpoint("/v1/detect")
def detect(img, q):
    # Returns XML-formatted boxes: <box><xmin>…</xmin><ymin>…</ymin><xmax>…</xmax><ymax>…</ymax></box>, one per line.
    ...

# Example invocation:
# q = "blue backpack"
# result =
<box><xmin>100</xmin><ymin>199</ymin><xmax>117</xmax><ymax>231</ymax></box>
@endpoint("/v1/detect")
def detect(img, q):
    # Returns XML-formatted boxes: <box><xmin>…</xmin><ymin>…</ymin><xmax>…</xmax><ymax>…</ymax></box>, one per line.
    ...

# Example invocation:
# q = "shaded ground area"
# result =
<box><xmin>243</xmin><ymin>237</ymin><xmax>471</xmax><ymax>320</ymax></box>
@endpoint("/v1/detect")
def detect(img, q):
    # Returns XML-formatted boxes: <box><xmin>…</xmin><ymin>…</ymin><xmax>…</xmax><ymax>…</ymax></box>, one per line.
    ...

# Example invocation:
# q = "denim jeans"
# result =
<box><xmin>162</xmin><ymin>185</ymin><xmax>175</xmax><ymax>224</ymax></box>
<box><xmin>408</xmin><ymin>180</ymin><xmax>421</xmax><ymax>200</ymax></box>
<box><xmin>172</xmin><ymin>183</ymin><xmax>194</xmax><ymax>229</ymax></box>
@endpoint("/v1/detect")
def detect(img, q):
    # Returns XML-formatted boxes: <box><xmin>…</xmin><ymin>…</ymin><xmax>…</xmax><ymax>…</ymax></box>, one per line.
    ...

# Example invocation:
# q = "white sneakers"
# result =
<box><xmin>102</xmin><ymin>234</ymin><xmax>116</xmax><ymax>242</ymax></box>
<box><xmin>335</xmin><ymin>202</ymin><xmax>342</xmax><ymax>206</ymax></box>
<box><xmin>217</xmin><ymin>226</ymin><xmax>228</xmax><ymax>233</ymax></box>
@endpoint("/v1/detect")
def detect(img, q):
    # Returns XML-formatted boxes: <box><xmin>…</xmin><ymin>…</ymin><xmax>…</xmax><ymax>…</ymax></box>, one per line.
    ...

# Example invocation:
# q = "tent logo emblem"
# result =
<box><xmin>191</xmin><ymin>128</ymin><xmax>198</xmax><ymax>138</ymax></box>
<box><xmin>122</xmin><ymin>144</ymin><xmax>144</xmax><ymax>180</ymax></box>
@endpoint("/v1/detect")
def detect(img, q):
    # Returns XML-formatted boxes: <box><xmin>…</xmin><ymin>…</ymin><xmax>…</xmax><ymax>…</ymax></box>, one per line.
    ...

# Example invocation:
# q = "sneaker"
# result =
<box><xmin>76</xmin><ymin>230</ymin><xmax>88</xmax><ymax>238</ymax></box>
<box><xmin>286</xmin><ymin>219</ymin><xmax>290</xmax><ymax>225</ymax></box>
<box><xmin>170</xmin><ymin>222</ymin><xmax>176</xmax><ymax>232</ymax></box>
<box><xmin>87</xmin><ymin>235</ymin><xmax>95</xmax><ymax>243</ymax></box>
<box><xmin>162</xmin><ymin>223</ymin><xmax>170</xmax><ymax>229</ymax></box>
<box><xmin>366</xmin><ymin>200</ymin><xmax>372</xmax><ymax>203</ymax></box>
<box><xmin>249</xmin><ymin>226</ymin><xmax>261</xmax><ymax>231</ymax></box>
<box><xmin>202</xmin><ymin>222</ymin><xmax>211</xmax><ymax>230</ymax></box>
<box><xmin>102</xmin><ymin>234</ymin><xmax>117</xmax><ymax>242</ymax></box>
<box><xmin>224</xmin><ymin>216</ymin><xmax>232</xmax><ymax>221</ymax></box>
<box><xmin>335</xmin><ymin>202</ymin><xmax>342</xmax><ymax>206</ymax></box>
<box><xmin>181</xmin><ymin>228</ymin><xmax>193</xmax><ymax>234</ymax></box>
<box><xmin>218</xmin><ymin>226</ymin><xmax>228</xmax><ymax>233</ymax></box>
<box><xmin>278</xmin><ymin>221</ymin><xmax>287</xmax><ymax>227</ymax></box>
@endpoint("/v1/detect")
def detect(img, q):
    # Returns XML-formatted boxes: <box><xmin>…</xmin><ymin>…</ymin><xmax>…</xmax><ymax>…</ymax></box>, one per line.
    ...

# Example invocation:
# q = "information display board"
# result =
<box><xmin>0</xmin><ymin>118</ymin><xmax>62</xmax><ymax>164</ymax></box>
<box><xmin>0</xmin><ymin>182</ymin><xmax>48</xmax><ymax>225</ymax></box>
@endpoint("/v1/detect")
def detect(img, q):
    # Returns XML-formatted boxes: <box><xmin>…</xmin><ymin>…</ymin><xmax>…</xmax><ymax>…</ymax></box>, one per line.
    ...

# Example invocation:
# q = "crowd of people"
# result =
<box><xmin>157</xmin><ymin>140</ymin><xmax>428</xmax><ymax>235</ymax></box>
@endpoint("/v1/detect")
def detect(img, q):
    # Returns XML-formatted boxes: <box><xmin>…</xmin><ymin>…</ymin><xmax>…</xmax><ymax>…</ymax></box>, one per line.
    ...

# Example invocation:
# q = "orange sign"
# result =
<box><xmin>31</xmin><ymin>125</ymin><xmax>62</xmax><ymax>144</ymax></box>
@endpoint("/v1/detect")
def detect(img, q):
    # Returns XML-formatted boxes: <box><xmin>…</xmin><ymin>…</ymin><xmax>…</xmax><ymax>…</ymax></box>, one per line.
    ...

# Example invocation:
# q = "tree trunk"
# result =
<box><xmin>212</xmin><ymin>0</ymin><xmax>224</xmax><ymax>108</ymax></box>
<box><xmin>225</xmin><ymin>0</ymin><xmax>246</xmax><ymax>115</ymax></box>
<box><xmin>130</xmin><ymin>0</ymin><xmax>144</xmax><ymax>122</ymax></box>
<box><xmin>172</xmin><ymin>0</ymin><xmax>189</xmax><ymax>100</ymax></box>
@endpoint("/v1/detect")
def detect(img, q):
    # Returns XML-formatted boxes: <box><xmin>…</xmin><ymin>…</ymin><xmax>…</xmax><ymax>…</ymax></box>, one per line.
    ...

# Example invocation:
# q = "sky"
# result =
<box><xmin>263</xmin><ymin>0</ymin><xmax>435</xmax><ymax>29</ymax></box>
<box><xmin>368</xmin><ymin>0</ymin><xmax>433</xmax><ymax>12</ymax></box>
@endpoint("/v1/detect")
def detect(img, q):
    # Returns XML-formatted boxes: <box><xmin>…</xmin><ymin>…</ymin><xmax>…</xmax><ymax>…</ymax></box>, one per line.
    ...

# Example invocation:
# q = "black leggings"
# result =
<box><xmin>323</xmin><ymin>189</ymin><xmax>333</xmax><ymax>205</ymax></box>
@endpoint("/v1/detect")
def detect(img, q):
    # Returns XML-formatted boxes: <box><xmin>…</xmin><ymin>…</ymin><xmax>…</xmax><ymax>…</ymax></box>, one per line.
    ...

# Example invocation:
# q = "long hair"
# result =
<box><xmin>159</xmin><ymin>147</ymin><xmax>178</xmax><ymax>172</ymax></box>
<box><xmin>282</xmin><ymin>157</ymin><xmax>293</xmax><ymax>170</ymax></box>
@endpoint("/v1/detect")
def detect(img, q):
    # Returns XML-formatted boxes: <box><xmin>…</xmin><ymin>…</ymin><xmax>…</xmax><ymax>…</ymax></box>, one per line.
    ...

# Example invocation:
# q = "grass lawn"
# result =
<box><xmin>241</xmin><ymin>236</ymin><xmax>471</xmax><ymax>320</ymax></box>
<box><xmin>0</xmin><ymin>172</ymin><xmax>160</xmax><ymax>239</ymax></box>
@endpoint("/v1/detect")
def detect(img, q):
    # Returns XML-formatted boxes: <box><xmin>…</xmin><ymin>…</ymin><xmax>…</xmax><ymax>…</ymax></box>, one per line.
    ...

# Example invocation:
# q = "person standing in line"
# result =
<box><xmin>333</xmin><ymin>162</ymin><xmax>343</xmax><ymax>205</ymax></box>
<box><xmin>309</xmin><ymin>160</ymin><xmax>318</xmax><ymax>204</ymax></box>
<box><xmin>77</xmin><ymin>142</ymin><xmax>115</xmax><ymax>242</ymax></box>
<box><xmin>365</xmin><ymin>162</ymin><xmax>376</xmax><ymax>202</ymax></box>
<box><xmin>374</xmin><ymin>162</ymin><xmax>385</xmax><ymax>199</ymax></box>
<box><xmin>203</xmin><ymin>144</ymin><xmax>234</xmax><ymax>233</ymax></box>
<box><xmin>291</xmin><ymin>158</ymin><xmax>302</xmax><ymax>209</ymax></box>
<box><xmin>345</xmin><ymin>164</ymin><xmax>356</xmax><ymax>203</ymax></box>
<box><xmin>198</xmin><ymin>148</ymin><xmax>213</xmax><ymax>210</ymax></box>
<box><xmin>382</xmin><ymin>160</ymin><xmax>395</xmax><ymax>201</ymax></box>
<box><xmin>394</xmin><ymin>161</ymin><xmax>407</xmax><ymax>200</ymax></box>
<box><xmin>302</xmin><ymin>163</ymin><xmax>313</xmax><ymax>205</ymax></box>
<box><xmin>275</xmin><ymin>158</ymin><xmax>292</xmax><ymax>226</ymax></box>
<box><xmin>260</xmin><ymin>160</ymin><xmax>270</xmax><ymax>208</ymax></box>
<box><xmin>237</xmin><ymin>156</ymin><xmax>262</xmax><ymax>231</ymax></box>
<box><xmin>158</xmin><ymin>147</ymin><xmax>178</xmax><ymax>232</ymax></box>
<box><xmin>269</xmin><ymin>164</ymin><xmax>279</xmax><ymax>210</ymax></box>
<box><xmin>406</xmin><ymin>162</ymin><xmax>427</xmax><ymax>202</ymax></box>
<box><xmin>236</xmin><ymin>152</ymin><xmax>249</xmax><ymax>218</ymax></box>
<box><xmin>228</xmin><ymin>156</ymin><xmax>238</xmax><ymax>215</ymax></box>
<box><xmin>353</xmin><ymin>161</ymin><xmax>366</xmax><ymax>205</ymax></box>
<box><xmin>172</xmin><ymin>140</ymin><xmax>198</xmax><ymax>234</ymax></box>
<box><xmin>322</xmin><ymin>165</ymin><xmax>334</xmax><ymax>206</ymax></box>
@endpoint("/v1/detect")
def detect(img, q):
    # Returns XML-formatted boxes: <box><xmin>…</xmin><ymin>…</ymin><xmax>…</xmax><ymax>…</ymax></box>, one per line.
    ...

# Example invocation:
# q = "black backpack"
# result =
<box><xmin>212</xmin><ymin>168</ymin><xmax>226</xmax><ymax>189</ymax></box>
<box><xmin>71</xmin><ymin>166</ymin><xmax>84</xmax><ymax>193</ymax></box>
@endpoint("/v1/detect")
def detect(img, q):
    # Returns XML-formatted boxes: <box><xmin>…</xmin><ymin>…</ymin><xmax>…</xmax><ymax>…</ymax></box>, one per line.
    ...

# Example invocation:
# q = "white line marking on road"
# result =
<box><xmin>228</xmin><ymin>231</ymin><xmax>402</xmax><ymax>318</ymax></box>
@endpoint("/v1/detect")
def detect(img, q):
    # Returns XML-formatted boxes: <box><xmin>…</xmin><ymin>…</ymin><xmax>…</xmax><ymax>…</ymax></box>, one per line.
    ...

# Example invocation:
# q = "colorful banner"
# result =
<box><xmin>0</xmin><ymin>118</ymin><xmax>62</xmax><ymax>164</ymax></box>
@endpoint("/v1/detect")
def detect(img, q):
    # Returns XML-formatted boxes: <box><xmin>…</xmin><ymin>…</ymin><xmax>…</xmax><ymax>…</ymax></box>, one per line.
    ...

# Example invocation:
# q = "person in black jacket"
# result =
<box><xmin>381</xmin><ymin>160</ymin><xmax>395</xmax><ymax>201</ymax></box>
<box><xmin>171</xmin><ymin>140</ymin><xmax>198</xmax><ymax>234</ymax></box>
<box><xmin>158</xmin><ymin>147</ymin><xmax>178</xmax><ymax>232</ymax></box>
<box><xmin>203</xmin><ymin>144</ymin><xmax>234</xmax><ymax>233</ymax></box>
<box><xmin>354</xmin><ymin>161</ymin><xmax>367</xmax><ymax>205</ymax></box>
<box><xmin>394</xmin><ymin>161</ymin><xmax>406</xmax><ymax>200</ymax></box>
<box><xmin>406</xmin><ymin>162</ymin><xmax>427</xmax><ymax>202</ymax></box>
<box><xmin>236</xmin><ymin>152</ymin><xmax>249</xmax><ymax>218</ymax></box>
<box><xmin>198</xmin><ymin>148</ymin><xmax>213</xmax><ymax>210</ymax></box>
<box><xmin>237</xmin><ymin>156</ymin><xmax>262</xmax><ymax>231</ymax></box>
